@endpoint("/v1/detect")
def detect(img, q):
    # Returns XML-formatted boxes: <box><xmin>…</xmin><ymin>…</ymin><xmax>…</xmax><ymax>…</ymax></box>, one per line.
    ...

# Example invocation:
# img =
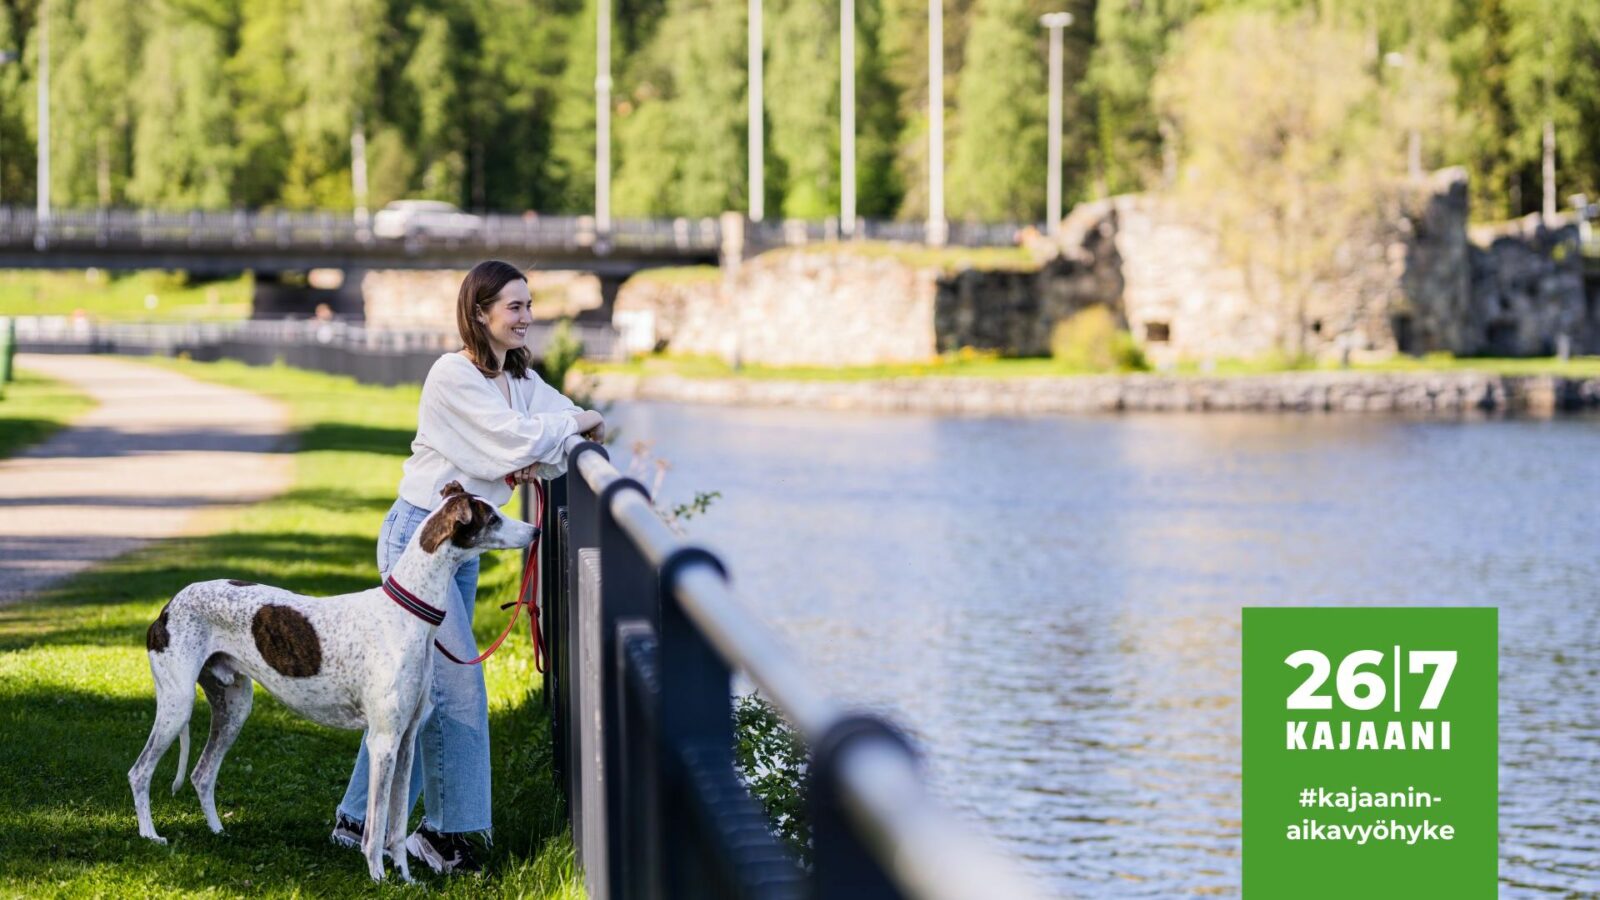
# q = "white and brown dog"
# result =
<box><xmin>129</xmin><ymin>481</ymin><xmax>536</xmax><ymax>882</ymax></box>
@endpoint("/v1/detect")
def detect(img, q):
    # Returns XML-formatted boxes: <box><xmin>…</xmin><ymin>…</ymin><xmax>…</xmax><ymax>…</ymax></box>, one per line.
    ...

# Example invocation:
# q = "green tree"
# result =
<box><xmin>1087</xmin><ymin>0</ymin><xmax>1199</xmax><ymax>195</ymax></box>
<box><xmin>463</xmin><ymin>0</ymin><xmax>573</xmax><ymax>210</ymax></box>
<box><xmin>1155</xmin><ymin>8</ymin><xmax>1403</xmax><ymax>356</ymax></box>
<box><xmin>0</xmin><ymin>4</ymin><xmax>34</xmax><ymax>205</ymax></box>
<box><xmin>53</xmin><ymin>0</ymin><xmax>143</xmax><ymax>206</ymax></box>
<box><xmin>281</xmin><ymin>0</ymin><xmax>383</xmax><ymax>209</ymax></box>
<box><xmin>767</xmin><ymin>0</ymin><xmax>839</xmax><ymax>218</ymax></box>
<box><xmin>947</xmin><ymin>0</ymin><xmax>1046</xmax><ymax>221</ymax></box>
<box><xmin>613</xmin><ymin>0</ymin><xmax>749</xmax><ymax>217</ymax></box>
<box><xmin>398</xmin><ymin>5</ymin><xmax>464</xmax><ymax>203</ymax></box>
<box><xmin>853</xmin><ymin>0</ymin><xmax>905</xmax><ymax>216</ymax></box>
<box><xmin>127</xmin><ymin>7</ymin><xmax>237</xmax><ymax>207</ymax></box>
<box><xmin>1502</xmin><ymin>0</ymin><xmax>1600</xmax><ymax>217</ymax></box>
<box><xmin>228</xmin><ymin>0</ymin><xmax>298</xmax><ymax>208</ymax></box>
<box><xmin>549</xmin><ymin>0</ymin><xmax>601</xmax><ymax>212</ymax></box>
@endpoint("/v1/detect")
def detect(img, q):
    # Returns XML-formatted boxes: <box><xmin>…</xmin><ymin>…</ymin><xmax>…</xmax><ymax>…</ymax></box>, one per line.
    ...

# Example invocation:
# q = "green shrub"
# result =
<box><xmin>733</xmin><ymin>692</ymin><xmax>812</xmax><ymax>865</ymax></box>
<box><xmin>1050</xmin><ymin>306</ymin><xmax>1147</xmax><ymax>372</ymax></box>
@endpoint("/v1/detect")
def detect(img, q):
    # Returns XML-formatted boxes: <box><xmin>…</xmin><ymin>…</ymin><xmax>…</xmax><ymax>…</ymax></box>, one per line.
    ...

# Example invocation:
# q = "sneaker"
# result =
<box><xmin>404</xmin><ymin>823</ymin><xmax>484</xmax><ymax>874</ymax></box>
<box><xmin>330</xmin><ymin>811</ymin><xmax>364</xmax><ymax>849</ymax></box>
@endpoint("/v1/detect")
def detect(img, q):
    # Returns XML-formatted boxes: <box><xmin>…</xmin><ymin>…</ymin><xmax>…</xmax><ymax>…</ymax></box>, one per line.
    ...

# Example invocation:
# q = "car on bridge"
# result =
<box><xmin>372</xmin><ymin>200</ymin><xmax>483</xmax><ymax>240</ymax></box>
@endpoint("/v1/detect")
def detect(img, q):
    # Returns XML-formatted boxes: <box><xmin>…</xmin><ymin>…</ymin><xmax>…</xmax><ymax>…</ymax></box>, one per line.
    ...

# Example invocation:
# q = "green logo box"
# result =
<box><xmin>1242</xmin><ymin>607</ymin><xmax>1497</xmax><ymax>898</ymax></box>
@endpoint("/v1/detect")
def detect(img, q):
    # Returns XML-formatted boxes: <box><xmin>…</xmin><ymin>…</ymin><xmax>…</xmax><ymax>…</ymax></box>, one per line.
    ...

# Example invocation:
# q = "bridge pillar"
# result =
<box><xmin>719</xmin><ymin>211</ymin><xmax>754</xmax><ymax>273</ymax></box>
<box><xmin>251</xmin><ymin>269</ymin><xmax>367</xmax><ymax>320</ymax></box>
<box><xmin>573</xmin><ymin>274</ymin><xmax>628</xmax><ymax>326</ymax></box>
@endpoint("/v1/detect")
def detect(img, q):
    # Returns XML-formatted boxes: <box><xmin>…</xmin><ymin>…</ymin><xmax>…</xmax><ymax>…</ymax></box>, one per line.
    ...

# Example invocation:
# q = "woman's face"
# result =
<box><xmin>478</xmin><ymin>279</ymin><xmax>533</xmax><ymax>357</ymax></box>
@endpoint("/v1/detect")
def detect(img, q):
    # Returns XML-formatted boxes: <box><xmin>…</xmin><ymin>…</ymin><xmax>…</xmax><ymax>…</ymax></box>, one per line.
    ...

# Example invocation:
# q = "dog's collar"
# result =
<box><xmin>382</xmin><ymin>577</ymin><xmax>446</xmax><ymax>626</ymax></box>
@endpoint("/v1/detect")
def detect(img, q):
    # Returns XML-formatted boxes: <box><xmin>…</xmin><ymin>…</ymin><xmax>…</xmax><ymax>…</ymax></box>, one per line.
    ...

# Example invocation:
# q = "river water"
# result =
<box><xmin>602</xmin><ymin>401</ymin><xmax>1600</xmax><ymax>898</ymax></box>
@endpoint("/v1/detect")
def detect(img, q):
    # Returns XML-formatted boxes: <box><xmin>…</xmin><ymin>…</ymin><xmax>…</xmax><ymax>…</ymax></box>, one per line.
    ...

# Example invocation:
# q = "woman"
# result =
<box><xmin>330</xmin><ymin>260</ymin><xmax>605</xmax><ymax>874</ymax></box>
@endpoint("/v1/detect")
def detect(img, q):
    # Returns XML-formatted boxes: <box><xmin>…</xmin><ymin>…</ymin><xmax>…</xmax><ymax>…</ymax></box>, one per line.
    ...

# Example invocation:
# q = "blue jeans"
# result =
<box><xmin>337</xmin><ymin>497</ymin><xmax>492</xmax><ymax>834</ymax></box>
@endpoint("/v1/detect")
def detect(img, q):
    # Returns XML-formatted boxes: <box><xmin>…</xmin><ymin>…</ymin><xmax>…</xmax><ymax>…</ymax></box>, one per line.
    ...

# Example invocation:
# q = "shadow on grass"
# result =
<box><xmin>0</xmin><ymin>416</ymin><xmax>76</xmax><ymax>460</ymax></box>
<box><xmin>299</xmin><ymin>423</ymin><xmax>418</xmax><ymax>457</ymax></box>
<box><xmin>0</xmin><ymin>668</ymin><xmax>569</xmax><ymax>896</ymax></box>
<box><xmin>0</xmin><ymin>531</ymin><xmax>378</xmax><ymax>653</ymax></box>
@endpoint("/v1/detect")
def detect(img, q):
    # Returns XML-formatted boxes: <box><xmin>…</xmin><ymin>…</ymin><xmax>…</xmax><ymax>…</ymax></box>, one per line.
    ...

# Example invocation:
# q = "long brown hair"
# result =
<box><xmin>456</xmin><ymin>260</ymin><xmax>532</xmax><ymax>379</ymax></box>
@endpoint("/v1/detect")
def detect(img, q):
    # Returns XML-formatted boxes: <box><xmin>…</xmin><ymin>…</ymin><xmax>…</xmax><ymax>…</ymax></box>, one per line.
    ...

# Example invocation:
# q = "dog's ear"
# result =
<box><xmin>418</xmin><ymin>495</ymin><xmax>474</xmax><ymax>553</ymax></box>
<box><xmin>440</xmin><ymin>481</ymin><xmax>467</xmax><ymax>500</ymax></box>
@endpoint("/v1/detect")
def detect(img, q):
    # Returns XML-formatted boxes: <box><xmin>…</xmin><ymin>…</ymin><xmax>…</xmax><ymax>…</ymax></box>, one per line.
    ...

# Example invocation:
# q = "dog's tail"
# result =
<box><xmin>170</xmin><ymin>721</ymin><xmax>190</xmax><ymax>796</ymax></box>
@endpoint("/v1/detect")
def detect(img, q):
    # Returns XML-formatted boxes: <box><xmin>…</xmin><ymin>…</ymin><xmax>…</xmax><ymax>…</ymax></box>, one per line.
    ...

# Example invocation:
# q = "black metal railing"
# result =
<box><xmin>529</xmin><ymin>436</ymin><xmax>1046</xmax><ymax>900</ymax></box>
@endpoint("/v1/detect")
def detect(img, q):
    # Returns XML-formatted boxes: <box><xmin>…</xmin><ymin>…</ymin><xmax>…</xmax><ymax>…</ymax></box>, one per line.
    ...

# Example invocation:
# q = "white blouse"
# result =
<box><xmin>398</xmin><ymin>352</ymin><xmax>583</xmax><ymax>510</ymax></box>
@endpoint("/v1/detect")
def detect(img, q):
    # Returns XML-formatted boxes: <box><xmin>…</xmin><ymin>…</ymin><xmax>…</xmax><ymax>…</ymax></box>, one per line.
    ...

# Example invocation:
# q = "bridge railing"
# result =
<box><xmin>0</xmin><ymin>206</ymin><xmax>728</xmax><ymax>254</ymax></box>
<box><xmin>532</xmin><ymin>437</ymin><xmax>1047</xmax><ymax>900</ymax></box>
<box><xmin>12</xmin><ymin>316</ymin><xmax>624</xmax><ymax>386</ymax></box>
<box><xmin>0</xmin><ymin>205</ymin><xmax>1023</xmax><ymax>255</ymax></box>
<box><xmin>749</xmin><ymin>218</ymin><xmax>1028</xmax><ymax>249</ymax></box>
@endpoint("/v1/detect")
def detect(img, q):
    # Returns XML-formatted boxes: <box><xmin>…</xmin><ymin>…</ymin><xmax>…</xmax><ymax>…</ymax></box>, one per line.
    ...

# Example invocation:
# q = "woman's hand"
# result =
<box><xmin>574</xmin><ymin>410</ymin><xmax>606</xmax><ymax>443</ymax></box>
<box><xmin>509</xmin><ymin>464</ymin><xmax>541</xmax><ymax>484</ymax></box>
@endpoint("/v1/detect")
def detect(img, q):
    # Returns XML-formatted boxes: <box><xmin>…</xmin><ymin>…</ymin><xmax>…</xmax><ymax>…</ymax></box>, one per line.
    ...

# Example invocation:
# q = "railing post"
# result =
<box><xmin>535</xmin><ymin>474</ymin><xmax>567</xmax><ymax>716</ymax></box>
<box><xmin>807</xmin><ymin>717</ymin><xmax>918</xmax><ymax>900</ymax></box>
<box><xmin>659</xmin><ymin>549</ymin><xmax>806</xmax><ymax>900</ymax></box>
<box><xmin>597</xmin><ymin>476</ymin><xmax>659</xmax><ymax>900</ymax></box>
<box><xmin>562</xmin><ymin>440</ymin><xmax>608</xmax><ymax>857</ymax></box>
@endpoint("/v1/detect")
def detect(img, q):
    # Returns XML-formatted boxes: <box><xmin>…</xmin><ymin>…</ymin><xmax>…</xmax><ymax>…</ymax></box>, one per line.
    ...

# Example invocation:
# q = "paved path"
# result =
<box><xmin>0</xmin><ymin>354</ymin><xmax>295</xmax><ymax>605</ymax></box>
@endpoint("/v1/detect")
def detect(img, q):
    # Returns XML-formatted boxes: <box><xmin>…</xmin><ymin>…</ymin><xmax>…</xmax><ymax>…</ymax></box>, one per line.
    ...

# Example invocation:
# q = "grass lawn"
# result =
<box><xmin>773</xmin><ymin>240</ymin><xmax>1040</xmax><ymax>272</ymax></box>
<box><xmin>0</xmin><ymin>368</ymin><xmax>98</xmax><ymax>459</ymax></box>
<box><xmin>0</xmin><ymin>270</ymin><xmax>253</xmax><ymax>321</ymax></box>
<box><xmin>578</xmin><ymin>351</ymin><xmax>1600</xmax><ymax>383</ymax></box>
<box><xmin>0</xmin><ymin>358</ymin><xmax>581</xmax><ymax>898</ymax></box>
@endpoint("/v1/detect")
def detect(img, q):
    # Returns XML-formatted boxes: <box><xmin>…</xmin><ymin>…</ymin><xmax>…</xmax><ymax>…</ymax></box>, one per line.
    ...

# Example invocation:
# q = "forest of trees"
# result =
<box><xmin>0</xmin><ymin>0</ymin><xmax>1593</xmax><ymax>224</ymax></box>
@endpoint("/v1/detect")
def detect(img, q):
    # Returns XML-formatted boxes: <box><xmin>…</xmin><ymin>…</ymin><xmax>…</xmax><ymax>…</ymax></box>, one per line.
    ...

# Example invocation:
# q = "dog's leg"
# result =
<box><xmin>171</xmin><ymin>721</ymin><xmax>190</xmax><ymax>796</ymax></box>
<box><xmin>190</xmin><ymin>663</ymin><xmax>254</xmax><ymax>834</ymax></box>
<box><xmin>384</xmin><ymin>697</ymin><xmax>428</xmax><ymax>883</ymax></box>
<box><xmin>129</xmin><ymin>659</ymin><xmax>198</xmax><ymax>844</ymax></box>
<box><xmin>361</xmin><ymin>730</ymin><xmax>399</xmax><ymax>882</ymax></box>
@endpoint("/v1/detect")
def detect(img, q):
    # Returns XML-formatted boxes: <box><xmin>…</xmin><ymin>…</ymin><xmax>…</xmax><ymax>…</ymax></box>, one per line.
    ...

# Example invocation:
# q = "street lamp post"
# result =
<box><xmin>1383</xmin><ymin>51</ymin><xmax>1422</xmax><ymax>181</ymax></box>
<box><xmin>748</xmin><ymin>0</ymin><xmax>764</xmax><ymax>223</ymax></box>
<box><xmin>927</xmin><ymin>0</ymin><xmax>946</xmax><ymax>246</ymax></box>
<box><xmin>36</xmin><ymin>1</ymin><xmax>49</xmax><ymax>231</ymax></box>
<box><xmin>0</xmin><ymin>49</ymin><xmax>16</xmax><ymax>205</ymax></box>
<box><xmin>1039</xmin><ymin>11</ymin><xmax>1072</xmax><ymax>237</ymax></box>
<box><xmin>596</xmin><ymin>0</ymin><xmax>613</xmax><ymax>234</ymax></box>
<box><xmin>840</xmin><ymin>0</ymin><xmax>855</xmax><ymax>237</ymax></box>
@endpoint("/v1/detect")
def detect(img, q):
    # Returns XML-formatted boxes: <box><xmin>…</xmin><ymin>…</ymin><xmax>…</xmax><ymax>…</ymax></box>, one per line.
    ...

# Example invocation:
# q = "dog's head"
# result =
<box><xmin>417</xmin><ymin>482</ymin><xmax>539</xmax><ymax>555</ymax></box>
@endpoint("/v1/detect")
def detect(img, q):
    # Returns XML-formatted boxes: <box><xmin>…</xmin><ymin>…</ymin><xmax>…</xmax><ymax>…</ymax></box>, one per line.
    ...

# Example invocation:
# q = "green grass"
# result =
<box><xmin>0</xmin><ymin>357</ymin><xmax>582</xmax><ymax>898</ymax></box>
<box><xmin>579</xmin><ymin>350</ymin><xmax>1600</xmax><ymax>383</ymax></box>
<box><xmin>0</xmin><ymin>367</ymin><xmax>98</xmax><ymax>459</ymax></box>
<box><xmin>0</xmin><ymin>270</ymin><xmax>253</xmax><ymax>321</ymax></box>
<box><xmin>768</xmin><ymin>240</ymin><xmax>1039</xmax><ymax>272</ymax></box>
<box><xmin>629</xmin><ymin>264</ymin><xmax>722</xmax><ymax>285</ymax></box>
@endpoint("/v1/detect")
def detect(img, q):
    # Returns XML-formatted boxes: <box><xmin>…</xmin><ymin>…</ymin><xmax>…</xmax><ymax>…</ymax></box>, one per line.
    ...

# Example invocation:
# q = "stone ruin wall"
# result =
<box><xmin>363</xmin><ymin>170</ymin><xmax>1593</xmax><ymax>368</ymax></box>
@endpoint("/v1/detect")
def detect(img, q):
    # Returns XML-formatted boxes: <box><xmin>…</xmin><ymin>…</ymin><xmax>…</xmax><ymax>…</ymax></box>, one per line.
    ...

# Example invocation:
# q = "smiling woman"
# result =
<box><xmin>330</xmin><ymin>259</ymin><xmax>607</xmax><ymax>875</ymax></box>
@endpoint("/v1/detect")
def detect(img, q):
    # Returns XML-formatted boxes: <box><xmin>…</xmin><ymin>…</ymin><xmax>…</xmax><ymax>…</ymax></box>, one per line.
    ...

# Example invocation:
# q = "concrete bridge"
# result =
<box><xmin>0</xmin><ymin>206</ymin><xmax>1021</xmax><ymax>321</ymax></box>
<box><xmin>0</xmin><ymin>207</ymin><xmax>724</xmax><ymax>274</ymax></box>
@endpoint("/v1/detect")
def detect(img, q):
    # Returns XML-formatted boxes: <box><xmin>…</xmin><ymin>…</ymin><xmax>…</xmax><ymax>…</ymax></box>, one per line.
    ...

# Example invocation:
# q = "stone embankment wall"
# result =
<box><xmin>612</xmin><ymin>247</ymin><xmax>1120</xmax><ymax>365</ymax></box>
<box><xmin>578</xmin><ymin>369</ymin><xmax>1600</xmax><ymax>416</ymax></box>
<box><xmin>361</xmin><ymin>269</ymin><xmax>604</xmax><ymax>330</ymax></box>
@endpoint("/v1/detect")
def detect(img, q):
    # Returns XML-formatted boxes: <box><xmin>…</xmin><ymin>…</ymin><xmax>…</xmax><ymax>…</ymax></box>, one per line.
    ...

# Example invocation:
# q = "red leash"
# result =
<box><xmin>432</xmin><ymin>478</ymin><xmax>547</xmax><ymax>672</ymax></box>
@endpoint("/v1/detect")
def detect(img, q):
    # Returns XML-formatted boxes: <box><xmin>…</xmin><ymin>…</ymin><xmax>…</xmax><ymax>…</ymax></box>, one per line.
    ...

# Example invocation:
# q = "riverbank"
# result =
<box><xmin>578</xmin><ymin>367</ymin><xmax>1600</xmax><ymax>415</ymax></box>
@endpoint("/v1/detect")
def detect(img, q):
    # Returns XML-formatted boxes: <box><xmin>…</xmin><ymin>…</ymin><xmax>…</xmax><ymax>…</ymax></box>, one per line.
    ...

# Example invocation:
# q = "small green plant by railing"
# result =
<box><xmin>733</xmin><ymin>692</ymin><xmax>813</xmax><ymax>866</ymax></box>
